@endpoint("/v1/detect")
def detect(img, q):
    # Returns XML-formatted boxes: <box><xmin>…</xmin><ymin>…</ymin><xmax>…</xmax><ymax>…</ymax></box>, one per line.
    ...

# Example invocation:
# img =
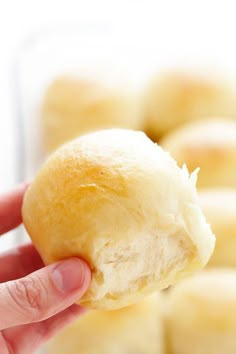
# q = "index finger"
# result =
<box><xmin>0</xmin><ymin>243</ymin><xmax>44</xmax><ymax>282</ymax></box>
<box><xmin>0</xmin><ymin>183</ymin><xmax>28</xmax><ymax>235</ymax></box>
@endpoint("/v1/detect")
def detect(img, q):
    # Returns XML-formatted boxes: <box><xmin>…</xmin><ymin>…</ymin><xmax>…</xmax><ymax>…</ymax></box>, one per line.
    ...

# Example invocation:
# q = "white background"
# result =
<box><xmin>1</xmin><ymin>0</ymin><xmax>236</xmax><ymax>190</ymax></box>
<box><xmin>0</xmin><ymin>0</ymin><xmax>236</xmax><ymax>249</ymax></box>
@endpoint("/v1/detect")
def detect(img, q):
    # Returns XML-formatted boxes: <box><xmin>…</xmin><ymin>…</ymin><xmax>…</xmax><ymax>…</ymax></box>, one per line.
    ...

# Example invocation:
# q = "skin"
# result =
<box><xmin>0</xmin><ymin>183</ymin><xmax>91</xmax><ymax>354</ymax></box>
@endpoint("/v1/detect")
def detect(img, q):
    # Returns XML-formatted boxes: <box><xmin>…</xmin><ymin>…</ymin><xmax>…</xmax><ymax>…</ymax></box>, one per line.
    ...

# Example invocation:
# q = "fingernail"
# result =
<box><xmin>51</xmin><ymin>258</ymin><xmax>89</xmax><ymax>293</ymax></box>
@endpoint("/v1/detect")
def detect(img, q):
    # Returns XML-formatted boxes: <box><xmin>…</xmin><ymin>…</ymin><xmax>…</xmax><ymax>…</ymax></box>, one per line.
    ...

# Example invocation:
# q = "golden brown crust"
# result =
<box><xmin>166</xmin><ymin>269</ymin><xmax>236</xmax><ymax>354</ymax></box>
<box><xmin>22</xmin><ymin>129</ymin><xmax>215</xmax><ymax>310</ymax></box>
<box><xmin>161</xmin><ymin>119</ymin><xmax>236</xmax><ymax>188</ymax></box>
<box><xmin>199</xmin><ymin>189</ymin><xmax>236</xmax><ymax>267</ymax></box>
<box><xmin>41</xmin><ymin>76</ymin><xmax>141</xmax><ymax>153</ymax></box>
<box><xmin>46</xmin><ymin>294</ymin><xmax>163</xmax><ymax>354</ymax></box>
<box><xmin>143</xmin><ymin>72</ymin><xmax>236</xmax><ymax>140</ymax></box>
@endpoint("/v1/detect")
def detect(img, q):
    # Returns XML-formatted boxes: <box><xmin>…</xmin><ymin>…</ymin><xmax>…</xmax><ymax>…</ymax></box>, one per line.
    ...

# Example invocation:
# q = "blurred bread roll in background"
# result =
<box><xmin>165</xmin><ymin>269</ymin><xmax>236</xmax><ymax>354</ymax></box>
<box><xmin>22</xmin><ymin>129</ymin><xmax>215</xmax><ymax>310</ymax></box>
<box><xmin>161</xmin><ymin>119</ymin><xmax>236</xmax><ymax>188</ymax></box>
<box><xmin>46</xmin><ymin>294</ymin><xmax>163</xmax><ymax>354</ymax></box>
<box><xmin>199</xmin><ymin>189</ymin><xmax>236</xmax><ymax>268</ymax></box>
<box><xmin>143</xmin><ymin>72</ymin><xmax>236</xmax><ymax>140</ymax></box>
<box><xmin>41</xmin><ymin>76</ymin><xmax>141</xmax><ymax>153</ymax></box>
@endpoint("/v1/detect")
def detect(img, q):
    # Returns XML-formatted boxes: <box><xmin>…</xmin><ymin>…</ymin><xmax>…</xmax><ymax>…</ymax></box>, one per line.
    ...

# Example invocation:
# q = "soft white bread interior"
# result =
<box><xmin>22</xmin><ymin>129</ymin><xmax>215</xmax><ymax>310</ymax></box>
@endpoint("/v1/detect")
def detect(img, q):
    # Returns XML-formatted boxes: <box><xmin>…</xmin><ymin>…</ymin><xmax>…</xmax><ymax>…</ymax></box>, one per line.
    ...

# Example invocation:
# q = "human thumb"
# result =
<box><xmin>0</xmin><ymin>257</ymin><xmax>91</xmax><ymax>330</ymax></box>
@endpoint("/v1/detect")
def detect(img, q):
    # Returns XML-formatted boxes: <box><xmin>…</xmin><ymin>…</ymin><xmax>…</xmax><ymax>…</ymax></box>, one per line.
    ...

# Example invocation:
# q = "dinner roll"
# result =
<box><xmin>166</xmin><ymin>269</ymin><xmax>236</xmax><ymax>354</ymax></box>
<box><xmin>22</xmin><ymin>129</ymin><xmax>215</xmax><ymax>310</ymax></box>
<box><xmin>161</xmin><ymin>119</ymin><xmax>236</xmax><ymax>188</ymax></box>
<box><xmin>199</xmin><ymin>189</ymin><xmax>236</xmax><ymax>268</ymax></box>
<box><xmin>42</xmin><ymin>76</ymin><xmax>141</xmax><ymax>153</ymax></box>
<box><xmin>46</xmin><ymin>294</ymin><xmax>163</xmax><ymax>354</ymax></box>
<box><xmin>143</xmin><ymin>72</ymin><xmax>236</xmax><ymax>140</ymax></box>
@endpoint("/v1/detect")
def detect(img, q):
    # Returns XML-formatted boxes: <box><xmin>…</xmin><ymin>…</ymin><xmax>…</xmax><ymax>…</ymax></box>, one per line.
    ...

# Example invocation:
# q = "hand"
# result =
<box><xmin>0</xmin><ymin>184</ymin><xmax>91</xmax><ymax>354</ymax></box>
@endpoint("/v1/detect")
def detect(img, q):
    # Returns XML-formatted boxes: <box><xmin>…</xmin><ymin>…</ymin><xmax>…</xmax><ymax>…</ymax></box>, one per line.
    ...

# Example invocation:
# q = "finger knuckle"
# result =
<box><xmin>7</xmin><ymin>275</ymin><xmax>48</xmax><ymax>320</ymax></box>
